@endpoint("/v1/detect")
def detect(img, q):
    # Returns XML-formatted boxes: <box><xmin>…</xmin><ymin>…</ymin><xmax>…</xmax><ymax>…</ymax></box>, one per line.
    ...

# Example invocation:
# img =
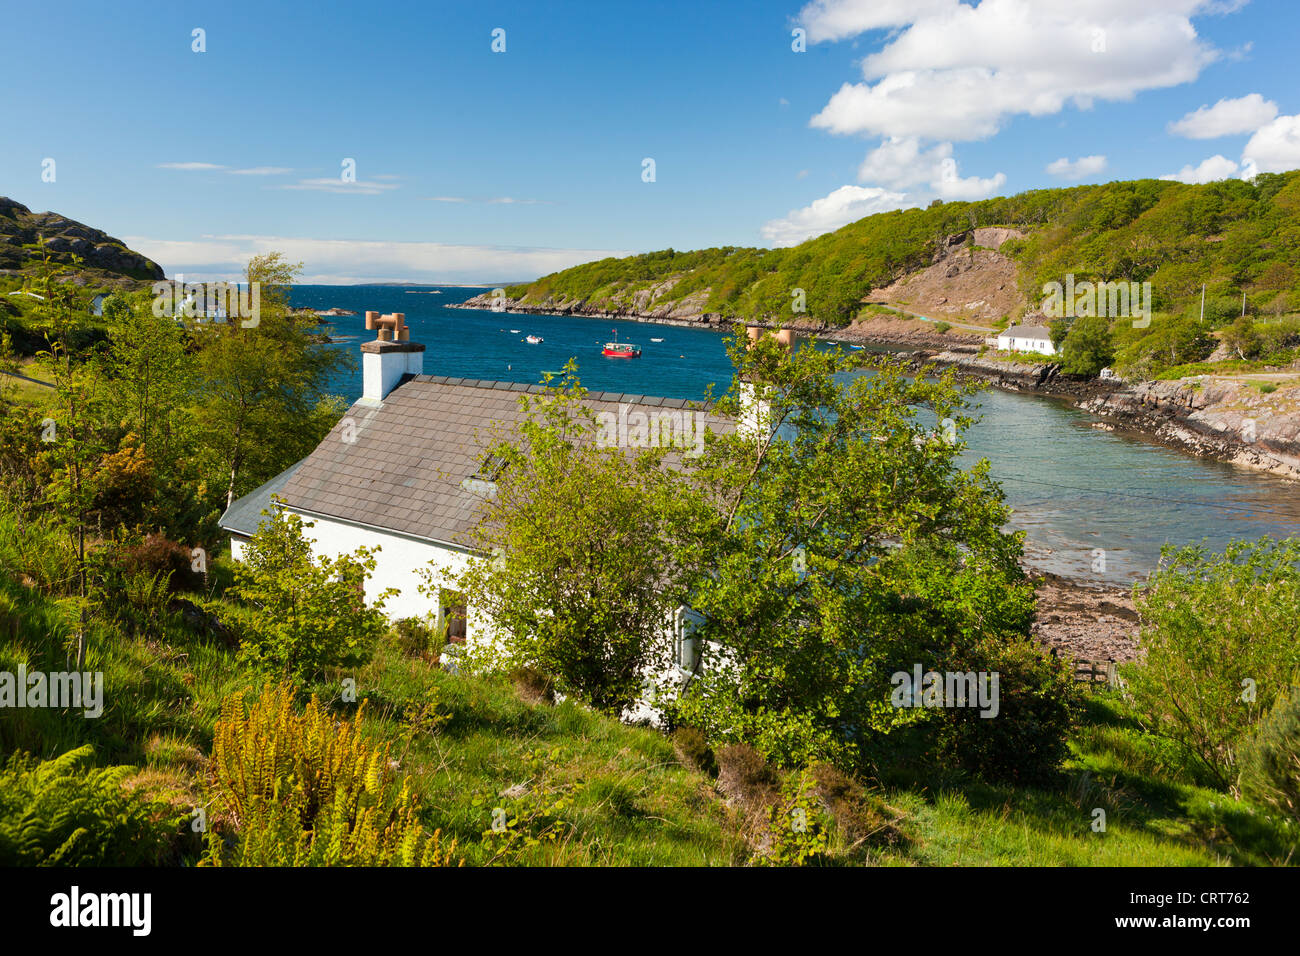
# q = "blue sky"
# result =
<box><xmin>3</xmin><ymin>0</ymin><xmax>1298</xmax><ymax>283</ymax></box>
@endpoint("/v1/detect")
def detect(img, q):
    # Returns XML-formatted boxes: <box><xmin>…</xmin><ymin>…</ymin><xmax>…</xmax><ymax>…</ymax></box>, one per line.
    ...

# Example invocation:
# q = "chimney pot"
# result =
<box><xmin>360</xmin><ymin>309</ymin><xmax>424</xmax><ymax>403</ymax></box>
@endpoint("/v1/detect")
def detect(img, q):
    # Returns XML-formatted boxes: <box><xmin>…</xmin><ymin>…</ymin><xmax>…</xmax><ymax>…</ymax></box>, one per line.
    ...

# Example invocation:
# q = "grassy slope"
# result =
<box><xmin>2</xmin><ymin>556</ymin><xmax>1293</xmax><ymax>867</ymax></box>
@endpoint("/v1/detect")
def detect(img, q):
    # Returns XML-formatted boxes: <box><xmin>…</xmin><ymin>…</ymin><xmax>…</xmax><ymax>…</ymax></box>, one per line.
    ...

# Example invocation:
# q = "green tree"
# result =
<box><xmin>449</xmin><ymin>367</ymin><xmax>689</xmax><ymax>715</ymax></box>
<box><xmin>194</xmin><ymin>254</ymin><xmax>349</xmax><ymax>507</ymax></box>
<box><xmin>1059</xmin><ymin>315</ymin><xmax>1114</xmax><ymax>375</ymax></box>
<box><xmin>1221</xmin><ymin>314</ymin><xmax>1260</xmax><ymax>361</ymax></box>
<box><xmin>32</xmin><ymin>251</ymin><xmax>114</xmax><ymax>668</ymax></box>
<box><xmin>102</xmin><ymin>292</ymin><xmax>194</xmax><ymax>463</ymax></box>
<box><xmin>1127</xmin><ymin>538</ymin><xmax>1300</xmax><ymax>788</ymax></box>
<box><xmin>232</xmin><ymin>503</ymin><xmax>391</xmax><ymax>679</ymax></box>
<box><xmin>667</xmin><ymin>330</ymin><xmax>1071</xmax><ymax>775</ymax></box>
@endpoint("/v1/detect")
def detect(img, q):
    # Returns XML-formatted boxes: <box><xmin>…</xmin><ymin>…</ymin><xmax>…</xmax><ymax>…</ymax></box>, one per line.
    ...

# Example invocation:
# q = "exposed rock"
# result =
<box><xmin>0</xmin><ymin>195</ymin><xmax>165</xmax><ymax>287</ymax></box>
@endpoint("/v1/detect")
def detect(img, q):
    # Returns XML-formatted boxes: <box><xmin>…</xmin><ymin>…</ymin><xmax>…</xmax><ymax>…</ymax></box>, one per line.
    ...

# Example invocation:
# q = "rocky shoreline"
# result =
<box><xmin>1029</xmin><ymin>573</ymin><xmax>1140</xmax><ymax>665</ymax></box>
<box><xmin>913</xmin><ymin>348</ymin><xmax>1300</xmax><ymax>481</ymax></box>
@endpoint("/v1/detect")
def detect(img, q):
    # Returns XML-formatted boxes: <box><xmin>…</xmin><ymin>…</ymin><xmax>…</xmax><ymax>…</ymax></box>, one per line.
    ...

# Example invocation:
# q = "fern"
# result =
<box><xmin>204</xmin><ymin>684</ymin><xmax>458</xmax><ymax>867</ymax></box>
<box><xmin>0</xmin><ymin>745</ymin><xmax>183</xmax><ymax>866</ymax></box>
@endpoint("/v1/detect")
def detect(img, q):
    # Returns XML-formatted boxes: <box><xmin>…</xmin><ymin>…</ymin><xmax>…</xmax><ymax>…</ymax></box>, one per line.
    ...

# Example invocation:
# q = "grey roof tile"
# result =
<box><xmin>275</xmin><ymin>378</ymin><xmax>733</xmax><ymax>546</ymax></box>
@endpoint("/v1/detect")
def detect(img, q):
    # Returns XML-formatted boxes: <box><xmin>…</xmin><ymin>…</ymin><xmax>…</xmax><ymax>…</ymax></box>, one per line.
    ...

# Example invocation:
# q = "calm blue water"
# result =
<box><xmin>292</xmin><ymin>284</ymin><xmax>1300</xmax><ymax>585</ymax></box>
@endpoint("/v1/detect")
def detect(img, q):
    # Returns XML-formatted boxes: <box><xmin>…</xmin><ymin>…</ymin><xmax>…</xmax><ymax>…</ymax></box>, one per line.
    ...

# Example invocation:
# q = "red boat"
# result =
<box><xmin>602</xmin><ymin>330</ymin><xmax>641</xmax><ymax>358</ymax></box>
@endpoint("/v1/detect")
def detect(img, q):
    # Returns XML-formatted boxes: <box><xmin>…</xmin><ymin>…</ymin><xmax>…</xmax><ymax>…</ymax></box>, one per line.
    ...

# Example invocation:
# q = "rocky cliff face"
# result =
<box><xmin>0</xmin><ymin>196</ymin><xmax>165</xmax><ymax>289</ymax></box>
<box><xmin>867</xmin><ymin>227</ymin><xmax>1027</xmax><ymax>324</ymax></box>
<box><xmin>918</xmin><ymin>350</ymin><xmax>1300</xmax><ymax>479</ymax></box>
<box><xmin>1077</xmin><ymin>378</ymin><xmax>1300</xmax><ymax>479</ymax></box>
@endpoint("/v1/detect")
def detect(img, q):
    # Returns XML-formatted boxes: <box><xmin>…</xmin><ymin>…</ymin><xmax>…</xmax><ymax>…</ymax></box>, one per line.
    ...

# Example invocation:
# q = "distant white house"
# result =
<box><xmin>90</xmin><ymin>294</ymin><xmax>107</xmax><ymax>317</ymax></box>
<box><xmin>996</xmin><ymin>323</ymin><xmax>1056</xmax><ymax>356</ymax></box>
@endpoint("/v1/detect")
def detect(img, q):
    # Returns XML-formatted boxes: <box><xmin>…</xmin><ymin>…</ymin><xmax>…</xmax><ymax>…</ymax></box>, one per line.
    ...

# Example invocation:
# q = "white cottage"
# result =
<box><xmin>219</xmin><ymin>311</ymin><xmax>734</xmax><ymax>680</ymax></box>
<box><xmin>995</xmin><ymin>323</ymin><xmax>1056</xmax><ymax>356</ymax></box>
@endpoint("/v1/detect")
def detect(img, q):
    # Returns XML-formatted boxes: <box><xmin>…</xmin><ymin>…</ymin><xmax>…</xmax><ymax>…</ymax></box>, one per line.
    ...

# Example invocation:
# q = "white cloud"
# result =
<box><xmin>854</xmin><ymin>136</ymin><xmax>1006</xmax><ymax>201</ymax></box>
<box><xmin>157</xmin><ymin>162</ymin><xmax>225</xmax><ymax>170</ymax></box>
<box><xmin>760</xmin><ymin>185</ymin><xmax>913</xmax><ymax>246</ymax></box>
<box><xmin>1168</xmin><ymin>93</ymin><xmax>1278</xmax><ymax>138</ymax></box>
<box><xmin>121</xmin><ymin>234</ymin><xmax>632</xmax><ymax>285</ymax></box>
<box><xmin>277</xmin><ymin>178</ymin><xmax>401</xmax><ymax>196</ymax></box>
<box><xmin>803</xmin><ymin>0</ymin><xmax>1223</xmax><ymax>142</ymax></box>
<box><xmin>1046</xmin><ymin>154</ymin><xmax>1108</xmax><ymax>179</ymax></box>
<box><xmin>1242</xmin><ymin>114</ymin><xmax>1300</xmax><ymax>174</ymax></box>
<box><xmin>796</xmin><ymin>0</ymin><xmax>951</xmax><ymax>43</ymax></box>
<box><xmin>934</xmin><ymin>168</ymin><xmax>1006</xmax><ymax>200</ymax></box>
<box><xmin>858</xmin><ymin>137</ymin><xmax>952</xmax><ymax>189</ymax></box>
<box><xmin>228</xmin><ymin>166</ymin><xmax>294</xmax><ymax>176</ymax></box>
<box><xmin>422</xmin><ymin>196</ymin><xmax>550</xmax><ymax>205</ymax></box>
<box><xmin>1159</xmin><ymin>154</ymin><xmax>1240</xmax><ymax>183</ymax></box>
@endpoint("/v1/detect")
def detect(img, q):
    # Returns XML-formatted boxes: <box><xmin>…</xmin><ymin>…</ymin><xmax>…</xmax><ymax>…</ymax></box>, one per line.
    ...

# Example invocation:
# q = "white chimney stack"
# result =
<box><xmin>738</xmin><ymin>326</ymin><xmax>795</xmax><ymax>439</ymax></box>
<box><xmin>360</xmin><ymin>311</ymin><xmax>424</xmax><ymax>404</ymax></box>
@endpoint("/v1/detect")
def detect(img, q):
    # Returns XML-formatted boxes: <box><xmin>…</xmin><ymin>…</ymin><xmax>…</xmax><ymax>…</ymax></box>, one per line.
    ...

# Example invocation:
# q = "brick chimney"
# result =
<box><xmin>360</xmin><ymin>311</ymin><xmax>424</xmax><ymax>404</ymax></box>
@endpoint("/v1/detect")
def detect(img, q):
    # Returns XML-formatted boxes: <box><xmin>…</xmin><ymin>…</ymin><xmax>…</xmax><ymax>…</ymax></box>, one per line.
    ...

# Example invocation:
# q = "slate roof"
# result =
<box><xmin>218</xmin><ymin>460</ymin><xmax>305</xmax><ymax>536</ymax></box>
<box><xmin>270</xmin><ymin>375</ymin><xmax>733</xmax><ymax>550</ymax></box>
<box><xmin>999</xmin><ymin>325</ymin><xmax>1053</xmax><ymax>339</ymax></box>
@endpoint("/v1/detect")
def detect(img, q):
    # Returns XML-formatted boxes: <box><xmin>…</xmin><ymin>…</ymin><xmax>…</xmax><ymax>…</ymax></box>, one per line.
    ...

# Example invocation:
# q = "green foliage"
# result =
<box><xmin>506</xmin><ymin>173</ymin><xmax>1300</xmax><ymax>330</ymax></box>
<box><xmin>1059</xmin><ymin>315</ymin><xmax>1114</xmax><ymax>375</ymax></box>
<box><xmin>204</xmin><ymin>684</ymin><xmax>457</xmax><ymax>866</ymax></box>
<box><xmin>1239</xmin><ymin>687</ymin><xmax>1300</xmax><ymax>820</ymax></box>
<box><xmin>232</xmin><ymin>505</ymin><xmax>391</xmax><ymax>680</ymax></box>
<box><xmin>1127</xmin><ymin>538</ymin><xmax>1300</xmax><ymax>788</ymax></box>
<box><xmin>671</xmin><ymin>726</ymin><xmax>717</xmax><ymax>775</ymax></box>
<box><xmin>476</xmin><ymin>746</ymin><xmax>583</xmax><ymax>864</ymax></box>
<box><xmin>449</xmin><ymin>364</ymin><xmax>688</xmax><ymax>714</ymax></box>
<box><xmin>872</xmin><ymin>541</ymin><xmax>1080</xmax><ymax>783</ymax></box>
<box><xmin>0</xmin><ymin>746</ymin><xmax>184</xmax><ymax>866</ymax></box>
<box><xmin>1113</xmin><ymin>315</ymin><xmax>1216</xmax><ymax>378</ymax></box>
<box><xmin>669</xmin><ymin>332</ymin><xmax>1051</xmax><ymax>776</ymax></box>
<box><xmin>752</xmin><ymin>769</ymin><xmax>831</xmax><ymax>866</ymax></box>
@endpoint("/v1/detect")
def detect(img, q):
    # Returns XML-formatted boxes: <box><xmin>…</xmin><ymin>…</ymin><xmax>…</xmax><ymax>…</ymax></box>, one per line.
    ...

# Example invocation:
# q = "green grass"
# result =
<box><xmin>3</xmin><ymin>559</ymin><xmax>1296</xmax><ymax>866</ymax></box>
<box><xmin>868</xmin><ymin>695</ymin><xmax>1294</xmax><ymax>866</ymax></box>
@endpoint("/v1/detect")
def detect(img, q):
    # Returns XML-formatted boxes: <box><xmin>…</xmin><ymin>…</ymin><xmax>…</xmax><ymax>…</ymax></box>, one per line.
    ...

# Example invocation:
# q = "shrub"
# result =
<box><xmin>934</xmin><ymin>321</ymin><xmax>952</xmax><ymax>335</ymax></box>
<box><xmin>204</xmin><ymin>684</ymin><xmax>457</xmax><ymax>867</ymax></box>
<box><xmin>1239</xmin><ymin>687</ymin><xmax>1300</xmax><ymax>820</ymax></box>
<box><xmin>392</xmin><ymin>616</ymin><xmax>444</xmax><ymax>661</ymax></box>
<box><xmin>0</xmin><ymin>498</ymin><xmax>77</xmax><ymax>595</ymax></box>
<box><xmin>809</xmin><ymin>762</ymin><xmax>906</xmax><ymax>850</ymax></box>
<box><xmin>233</xmin><ymin>506</ymin><xmax>391</xmax><ymax>680</ymax></box>
<box><xmin>509</xmin><ymin>665</ymin><xmax>555</xmax><ymax>705</ymax></box>
<box><xmin>91</xmin><ymin>568</ymin><xmax>173</xmax><ymax>639</ymax></box>
<box><xmin>928</xmin><ymin>637</ymin><xmax>1082</xmax><ymax>784</ymax></box>
<box><xmin>1127</xmin><ymin>538</ymin><xmax>1300</xmax><ymax>788</ymax></box>
<box><xmin>751</xmin><ymin>769</ymin><xmax>830</xmax><ymax>866</ymax></box>
<box><xmin>715</xmin><ymin>742</ymin><xmax>779</xmax><ymax>810</ymax></box>
<box><xmin>671</xmin><ymin>726</ymin><xmax>717</xmax><ymax>776</ymax></box>
<box><xmin>114</xmin><ymin>533</ymin><xmax>200</xmax><ymax>591</ymax></box>
<box><xmin>0</xmin><ymin>746</ymin><xmax>185</xmax><ymax>866</ymax></box>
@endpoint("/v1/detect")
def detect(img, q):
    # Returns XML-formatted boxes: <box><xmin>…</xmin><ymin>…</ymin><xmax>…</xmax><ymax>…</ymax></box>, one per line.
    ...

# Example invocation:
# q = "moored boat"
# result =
<box><xmin>602</xmin><ymin>329</ymin><xmax>641</xmax><ymax>358</ymax></box>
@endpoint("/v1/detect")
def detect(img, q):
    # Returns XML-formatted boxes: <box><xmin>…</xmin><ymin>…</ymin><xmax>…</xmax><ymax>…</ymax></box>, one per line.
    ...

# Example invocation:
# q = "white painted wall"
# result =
<box><xmin>362</xmin><ymin>349</ymin><xmax>424</xmax><ymax>404</ymax></box>
<box><xmin>996</xmin><ymin>333</ymin><xmax>1055</xmax><ymax>355</ymax></box>
<box><xmin>287</xmin><ymin>510</ymin><xmax>476</xmax><ymax>632</ymax></box>
<box><xmin>231</xmin><ymin>509</ymin><xmax>700</xmax><ymax>719</ymax></box>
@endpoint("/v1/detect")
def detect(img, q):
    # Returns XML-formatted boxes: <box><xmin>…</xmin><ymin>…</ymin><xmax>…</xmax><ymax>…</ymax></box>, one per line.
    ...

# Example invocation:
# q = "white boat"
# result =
<box><xmin>510</xmin><ymin>329</ymin><xmax>520</xmax><ymax>333</ymax></box>
<box><xmin>525</xmin><ymin>334</ymin><xmax>544</xmax><ymax>344</ymax></box>
<box><xmin>650</xmin><ymin>337</ymin><xmax>664</xmax><ymax>342</ymax></box>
